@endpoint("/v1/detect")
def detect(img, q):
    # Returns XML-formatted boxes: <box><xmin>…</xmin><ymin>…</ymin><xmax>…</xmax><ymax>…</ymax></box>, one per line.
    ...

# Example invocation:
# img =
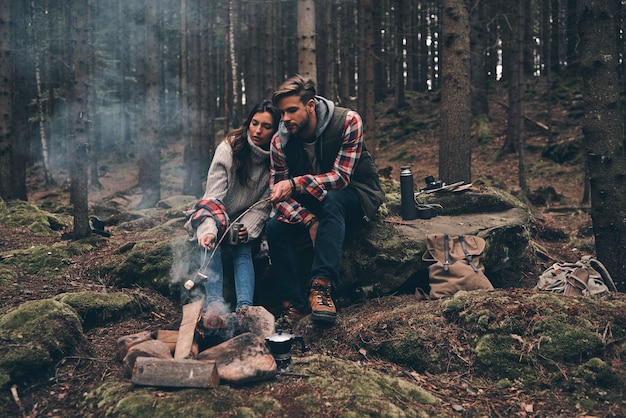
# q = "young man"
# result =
<box><xmin>267</xmin><ymin>75</ymin><xmax>385</xmax><ymax>324</ymax></box>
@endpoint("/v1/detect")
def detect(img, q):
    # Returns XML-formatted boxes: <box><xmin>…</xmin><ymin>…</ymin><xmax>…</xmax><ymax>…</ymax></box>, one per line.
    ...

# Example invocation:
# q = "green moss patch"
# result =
<box><xmin>0</xmin><ymin>299</ymin><xmax>83</xmax><ymax>387</ymax></box>
<box><xmin>55</xmin><ymin>291</ymin><xmax>150</xmax><ymax>328</ymax></box>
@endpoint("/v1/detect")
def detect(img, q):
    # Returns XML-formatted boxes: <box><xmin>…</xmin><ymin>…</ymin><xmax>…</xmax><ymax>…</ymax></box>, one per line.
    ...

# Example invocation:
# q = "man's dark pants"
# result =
<box><xmin>266</xmin><ymin>188</ymin><xmax>362</xmax><ymax>312</ymax></box>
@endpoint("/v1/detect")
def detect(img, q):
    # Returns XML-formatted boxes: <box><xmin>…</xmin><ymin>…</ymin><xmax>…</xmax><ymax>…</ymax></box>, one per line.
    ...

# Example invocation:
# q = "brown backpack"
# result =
<box><xmin>418</xmin><ymin>233</ymin><xmax>494</xmax><ymax>300</ymax></box>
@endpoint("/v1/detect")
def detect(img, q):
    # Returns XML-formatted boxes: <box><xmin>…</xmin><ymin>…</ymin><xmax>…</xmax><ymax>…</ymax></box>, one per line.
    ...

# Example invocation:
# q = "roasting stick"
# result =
<box><xmin>184</xmin><ymin>197</ymin><xmax>271</xmax><ymax>289</ymax></box>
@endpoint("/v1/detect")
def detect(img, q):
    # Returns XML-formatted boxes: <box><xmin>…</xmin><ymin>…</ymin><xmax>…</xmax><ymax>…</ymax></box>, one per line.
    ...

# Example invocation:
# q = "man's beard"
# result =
<box><xmin>287</xmin><ymin>113</ymin><xmax>310</xmax><ymax>136</ymax></box>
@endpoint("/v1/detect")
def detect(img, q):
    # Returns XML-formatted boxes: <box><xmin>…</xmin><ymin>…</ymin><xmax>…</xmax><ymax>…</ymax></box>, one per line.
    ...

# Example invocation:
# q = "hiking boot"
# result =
<box><xmin>280</xmin><ymin>301</ymin><xmax>307</xmax><ymax>324</ymax></box>
<box><xmin>309</xmin><ymin>278</ymin><xmax>336</xmax><ymax>323</ymax></box>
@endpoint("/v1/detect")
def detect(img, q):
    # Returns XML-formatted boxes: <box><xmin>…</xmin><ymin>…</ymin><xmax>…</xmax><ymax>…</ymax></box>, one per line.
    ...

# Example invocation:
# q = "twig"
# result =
<box><xmin>10</xmin><ymin>385</ymin><xmax>26</xmax><ymax>417</ymax></box>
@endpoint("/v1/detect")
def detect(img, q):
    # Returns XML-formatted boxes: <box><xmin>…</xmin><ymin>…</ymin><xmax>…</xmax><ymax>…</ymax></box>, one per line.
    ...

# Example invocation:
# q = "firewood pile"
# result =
<box><xmin>115</xmin><ymin>300</ymin><xmax>279</xmax><ymax>387</ymax></box>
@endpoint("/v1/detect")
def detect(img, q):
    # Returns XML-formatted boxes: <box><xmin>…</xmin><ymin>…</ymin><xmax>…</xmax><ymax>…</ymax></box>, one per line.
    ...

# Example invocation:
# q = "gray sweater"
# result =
<box><xmin>196</xmin><ymin>135</ymin><xmax>271</xmax><ymax>243</ymax></box>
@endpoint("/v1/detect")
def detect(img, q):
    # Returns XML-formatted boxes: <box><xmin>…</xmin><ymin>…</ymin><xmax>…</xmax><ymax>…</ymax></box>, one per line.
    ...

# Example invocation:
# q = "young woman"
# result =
<box><xmin>191</xmin><ymin>100</ymin><xmax>281</xmax><ymax>320</ymax></box>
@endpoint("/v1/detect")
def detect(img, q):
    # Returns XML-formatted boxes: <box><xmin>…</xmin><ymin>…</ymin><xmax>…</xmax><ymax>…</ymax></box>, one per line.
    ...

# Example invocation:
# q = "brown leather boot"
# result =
<box><xmin>280</xmin><ymin>301</ymin><xmax>307</xmax><ymax>324</ymax></box>
<box><xmin>309</xmin><ymin>278</ymin><xmax>336</xmax><ymax>323</ymax></box>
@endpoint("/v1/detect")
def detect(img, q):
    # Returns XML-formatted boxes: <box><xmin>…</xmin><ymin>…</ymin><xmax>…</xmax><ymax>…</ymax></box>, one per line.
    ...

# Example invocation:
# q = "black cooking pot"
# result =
<box><xmin>265</xmin><ymin>330</ymin><xmax>306</xmax><ymax>370</ymax></box>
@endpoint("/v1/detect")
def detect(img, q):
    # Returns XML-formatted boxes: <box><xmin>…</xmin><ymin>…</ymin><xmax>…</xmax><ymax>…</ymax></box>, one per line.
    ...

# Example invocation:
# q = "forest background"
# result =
<box><xmin>0</xmin><ymin>0</ymin><xmax>625</xmax><ymax>283</ymax></box>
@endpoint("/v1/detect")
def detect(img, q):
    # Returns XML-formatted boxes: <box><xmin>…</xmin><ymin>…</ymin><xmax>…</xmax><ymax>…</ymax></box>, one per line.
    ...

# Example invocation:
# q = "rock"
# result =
<box><xmin>55</xmin><ymin>291</ymin><xmax>146</xmax><ymax>329</ymax></box>
<box><xmin>196</xmin><ymin>332</ymin><xmax>277</xmax><ymax>384</ymax></box>
<box><xmin>115</xmin><ymin>331</ymin><xmax>156</xmax><ymax>362</ymax></box>
<box><xmin>337</xmin><ymin>186</ymin><xmax>532</xmax><ymax>305</ymax></box>
<box><xmin>0</xmin><ymin>299</ymin><xmax>84</xmax><ymax>387</ymax></box>
<box><xmin>235</xmin><ymin>306</ymin><xmax>276</xmax><ymax>338</ymax></box>
<box><xmin>123</xmin><ymin>339</ymin><xmax>173</xmax><ymax>377</ymax></box>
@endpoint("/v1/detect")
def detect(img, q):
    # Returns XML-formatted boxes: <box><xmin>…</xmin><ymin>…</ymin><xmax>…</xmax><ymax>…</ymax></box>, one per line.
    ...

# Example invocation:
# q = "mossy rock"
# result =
<box><xmin>0</xmin><ymin>241</ymin><xmax>96</xmax><ymax>277</ymax></box>
<box><xmin>114</xmin><ymin>241</ymin><xmax>174</xmax><ymax>295</ymax></box>
<box><xmin>0</xmin><ymin>299</ymin><xmax>84</xmax><ymax>387</ymax></box>
<box><xmin>55</xmin><ymin>291</ymin><xmax>152</xmax><ymax>329</ymax></box>
<box><xmin>0</xmin><ymin>264</ymin><xmax>19</xmax><ymax>286</ymax></box>
<box><xmin>0</xmin><ymin>200</ymin><xmax>68</xmax><ymax>235</ymax></box>
<box><xmin>84</xmin><ymin>355</ymin><xmax>437</xmax><ymax>417</ymax></box>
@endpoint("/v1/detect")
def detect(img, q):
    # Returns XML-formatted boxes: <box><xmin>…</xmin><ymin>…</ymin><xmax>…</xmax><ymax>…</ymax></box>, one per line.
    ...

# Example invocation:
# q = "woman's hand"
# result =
<box><xmin>199</xmin><ymin>233</ymin><xmax>216</xmax><ymax>249</ymax></box>
<box><xmin>238</xmin><ymin>225</ymin><xmax>249</xmax><ymax>243</ymax></box>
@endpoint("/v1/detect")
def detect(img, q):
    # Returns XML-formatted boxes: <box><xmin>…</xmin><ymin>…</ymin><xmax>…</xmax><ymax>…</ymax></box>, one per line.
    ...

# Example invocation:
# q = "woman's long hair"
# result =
<box><xmin>226</xmin><ymin>100</ymin><xmax>281</xmax><ymax>187</ymax></box>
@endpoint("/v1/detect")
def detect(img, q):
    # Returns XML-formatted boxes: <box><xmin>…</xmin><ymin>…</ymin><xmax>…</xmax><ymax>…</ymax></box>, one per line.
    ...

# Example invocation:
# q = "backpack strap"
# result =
<box><xmin>582</xmin><ymin>255</ymin><xmax>618</xmax><ymax>292</ymax></box>
<box><xmin>443</xmin><ymin>234</ymin><xmax>450</xmax><ymax>271</ymax></box>
<box><xmin>458</xmin><ymin>235</ymin><xmax>479</xmax><ymax>272</ymax></box>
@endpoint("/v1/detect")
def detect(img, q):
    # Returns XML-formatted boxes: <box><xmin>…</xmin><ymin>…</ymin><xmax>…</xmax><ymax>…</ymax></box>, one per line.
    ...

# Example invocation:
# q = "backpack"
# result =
<box><xmin>418</xmin><ymin>233</ymin><xmax>494</xmax><ymax>300</ymax></box>
<box><xmin>535</xmin><ymin>255</ymin><xmax>618</xmax><ymax>296</ymax></box>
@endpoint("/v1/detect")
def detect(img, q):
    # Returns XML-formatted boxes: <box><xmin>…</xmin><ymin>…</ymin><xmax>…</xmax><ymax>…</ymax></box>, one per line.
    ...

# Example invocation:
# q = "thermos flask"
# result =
<box><xmin>400</xmin><ymin>166</ymin><xmax>417</xmax><ymax>220</ymax></box>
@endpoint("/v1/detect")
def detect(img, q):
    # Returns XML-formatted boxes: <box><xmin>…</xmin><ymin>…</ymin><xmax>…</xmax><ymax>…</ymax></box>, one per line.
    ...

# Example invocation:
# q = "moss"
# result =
<box><xmin>576</xmin><ymin>358</ymin><xmax>619</xmax><ymax>387</ymax></box>
<box><xmin>245</xmin><ymin>396</ymin><xmax>281</xmax><ymax>415</ymax></box>
<box><xmin>295</xmin><ymin>355</ymin><xmax>438</xmax><ymax>416</ymax></box>
<box><xmin>475</xmin><ymin>334</ymin><xmax>532</xmax><ymax>380</ymax></box>
<box><xmin>533</xmin><ymin>316</ymin><xmax>602</xmax><ymax>362</ymax></box>
<box><xmin>114</xmin><ymin>241</ymin><xmax>174</xmax><ymax>294</ymax></box>
<box><xmin>495</xmin><ymin>378</ymin><xmax>513</xmax><ymax>389</ymax></box>
<box><xmin>0</xmin><ymin>241</ymin><xmax>94</xmax><ymax>277</ymax></box>
<box><xmin>85</xmin><ymin>380</ymin><xmax>243</xmax><ymax>417</ymax></box>
<box><xmin>0</xmin><ymin>299</ymin><xmax>83</xmax><ymax>386</ymax></box>
<box><xmin>55</xmin><ymin>291</ymin><xmax>146</xmax><ymax>328</ymax></box>
<box><xmin>376</xmin><ymin>332</ymin><xmax>441</xmax><ymax>373</ymax></box>
<box><xmin>0</xmin><ymin>264</ymin><xmax>18</xmax><ymax>285</ymax></box>
<box><xmin>0</xmin><ymin>200</ymin><xmax>68</xmax><ymax>235</ymax></box>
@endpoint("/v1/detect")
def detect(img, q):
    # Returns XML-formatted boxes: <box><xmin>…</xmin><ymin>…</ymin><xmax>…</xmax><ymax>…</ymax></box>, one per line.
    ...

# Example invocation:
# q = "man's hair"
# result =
<box><xmin>272</xmin><ymin>74</ymin><xmax>317</xmax><ymax>106</ymax></box>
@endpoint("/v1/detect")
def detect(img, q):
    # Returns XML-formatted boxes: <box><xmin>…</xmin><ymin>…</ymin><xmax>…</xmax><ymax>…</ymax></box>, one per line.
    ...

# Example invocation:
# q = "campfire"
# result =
<box><xmin>115</xmin><ymin>300</ymin><xmax>299</xmax><ymax>388</ymax></box>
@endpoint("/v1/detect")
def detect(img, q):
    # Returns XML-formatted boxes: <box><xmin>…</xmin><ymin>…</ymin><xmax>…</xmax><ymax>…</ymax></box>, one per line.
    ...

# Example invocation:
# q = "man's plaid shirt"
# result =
<box><xmin>269</xmin><ymin>110</ymin><xmax>363</xmax><ymax>224</ymax></box>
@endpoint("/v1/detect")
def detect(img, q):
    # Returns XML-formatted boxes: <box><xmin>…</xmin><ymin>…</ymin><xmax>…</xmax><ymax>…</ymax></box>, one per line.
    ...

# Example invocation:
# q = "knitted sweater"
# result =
<box><xmin>196</xmin><ymin>135</ymin><xmax>271</xmax><ymax>243</ymax></box>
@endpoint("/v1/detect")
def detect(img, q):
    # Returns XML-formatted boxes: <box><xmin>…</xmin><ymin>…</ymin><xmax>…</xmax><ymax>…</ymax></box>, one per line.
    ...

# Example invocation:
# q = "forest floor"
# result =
<box><xmin>1</xmin><ymin>83</ymin><xmax>603</xmax><ymax>417</ymax></box>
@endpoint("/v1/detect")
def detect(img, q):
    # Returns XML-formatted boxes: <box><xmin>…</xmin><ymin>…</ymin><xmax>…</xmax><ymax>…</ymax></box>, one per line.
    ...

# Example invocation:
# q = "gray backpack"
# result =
<box><xmin>535</xmin><ymin>255</ymin><xmax>618</xmax><ymax>296</ymax></box>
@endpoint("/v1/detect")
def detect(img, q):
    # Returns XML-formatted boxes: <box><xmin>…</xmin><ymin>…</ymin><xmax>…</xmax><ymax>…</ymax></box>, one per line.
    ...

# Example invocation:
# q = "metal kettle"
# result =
<box><xmin>265</xmin><ymin>330</ymin><xmax>306</xmax><ymax>370</ymax></box>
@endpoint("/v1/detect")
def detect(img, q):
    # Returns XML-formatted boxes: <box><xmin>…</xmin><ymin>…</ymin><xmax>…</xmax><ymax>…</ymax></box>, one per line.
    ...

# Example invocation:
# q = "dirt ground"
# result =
<box><xmin>0</xmin><ymin>88</ymin><xmax>601</xmax><ymax>417</ymax></box>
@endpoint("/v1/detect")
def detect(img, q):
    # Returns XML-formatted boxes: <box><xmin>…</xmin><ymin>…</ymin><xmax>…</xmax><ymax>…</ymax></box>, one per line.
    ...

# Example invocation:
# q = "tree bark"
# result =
<box><xmin>358</xmin><ymin>0</ymin><xmax>375</xmax><ymax>135</ymax></box>
<box><xmin>470</xmin><ymin>0</ymin><xmax>489</xmax><ymax>116</ymax></box>
<box><xmin>137</xmin><ymin>0</ymin><xmax>161</xmax><ymax>208</ymax></box>
<box><xmin>439</xmin><ymin>0</ymin><xmax>471</xmax><ymax>184</ymax></box>
<box><xmin>0</xmin><ymin>0</ymin><xmax>25</xmax><ymax>200</ymax></box>
<box><xmin>68</xmin><ymin>0</ymin><xmax>92</xmax><ymax>238</ymax></box>
<box><xmin>578</xmin><ymin>0</ymin><xmax>626</xmax><ymax>289</ymax></box>
<box><xmin>297</xmin><ymin>0</ymin><xmax>317</xmax><ymax>81</ymax></box>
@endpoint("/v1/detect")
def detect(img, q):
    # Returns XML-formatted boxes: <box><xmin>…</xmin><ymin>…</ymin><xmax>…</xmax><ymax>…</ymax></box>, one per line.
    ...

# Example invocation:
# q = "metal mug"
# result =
<box><xmin>227</xmin><ymin>223</ymin><xmax>243</xmax><ymax>245</ymax></box>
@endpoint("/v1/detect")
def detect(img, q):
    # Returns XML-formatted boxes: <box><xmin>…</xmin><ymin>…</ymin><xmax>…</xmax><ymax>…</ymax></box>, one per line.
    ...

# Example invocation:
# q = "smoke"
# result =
<box><xmin>169</xmin><ymin>236</ymin><xmax>234</xmax><ymax>317</ymax></box>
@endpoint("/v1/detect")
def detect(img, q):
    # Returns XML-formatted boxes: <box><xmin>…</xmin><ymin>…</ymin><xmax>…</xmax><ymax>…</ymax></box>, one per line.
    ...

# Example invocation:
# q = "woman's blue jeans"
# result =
<box><xmin>266</xmin><ymin>188</ymin><xmax>362</xmax><ymax>312</ymax></box>
<box><xmin>199</xmin><ymin>241</ymin><xmax>255</xmax><ymax>311</ymax></box>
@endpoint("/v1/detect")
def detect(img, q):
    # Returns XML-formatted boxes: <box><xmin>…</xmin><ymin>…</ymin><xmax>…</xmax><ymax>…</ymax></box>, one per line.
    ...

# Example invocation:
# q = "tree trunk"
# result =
<box><xmin>439</xmin><ymin>0</ymin><xmax>471</xmax><ymax>184</ymax></box>
<box><xmin>0</xmin><ymin>0</ymin><xmax>23</xmax><ymax>200</ymax></box>
<box><xmin>578</xmin><ymin>0</ymin><xmax>626</xmax><ymax>289</ymax></box>
<box><xmin>394</xmin><ymin>0</ymin><xmax>407</xmax><ymax>109</ymax></box>
<box><xmin>30</xmin><ymin>0</ymin><xmax>53</xmax><ymax>186</ymax></box>
<box><xmin>470</xmin><ymin>0</ymin><xmax>490</xmax><ymax>116</ymax></box>
<box><xmin>297</xmin><ymin>0</ymin><xmax>316</xmax><ymax>81</ymax></box>
<box><xmin>503</xmin><ymin>0</ymin><xmax>524</xmax><ymax>158</ymax></box>
<box><xmin>68</xmin><ymin>0</ymin><xmax>92</xmax><ymax>239</ymax></box>
<box><xmin>358</xmin><ymin>0</ymin><xmax>375</xmax><ymax>135</ymax></box>
<box><xmin>137</xmin><ymin>0</ymin><xmax>161</xmax><ymax>208</ymax></box>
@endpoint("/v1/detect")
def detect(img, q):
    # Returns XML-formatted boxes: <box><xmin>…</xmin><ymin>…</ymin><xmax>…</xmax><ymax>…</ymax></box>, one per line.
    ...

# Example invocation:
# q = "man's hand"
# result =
<box><xmin>308</xmin><ymin>220</ymin><xmax>318</xmax><ymax>247</ymax></box>
<box><xmin>270</xmin><ymin>179</ymin><xmax>295</xmax><ymax>203</ymax></box>
<box><xmin>199</xmin><ymin>233</ymin><xmax>216</xmax><ymax>249</ymax></box>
